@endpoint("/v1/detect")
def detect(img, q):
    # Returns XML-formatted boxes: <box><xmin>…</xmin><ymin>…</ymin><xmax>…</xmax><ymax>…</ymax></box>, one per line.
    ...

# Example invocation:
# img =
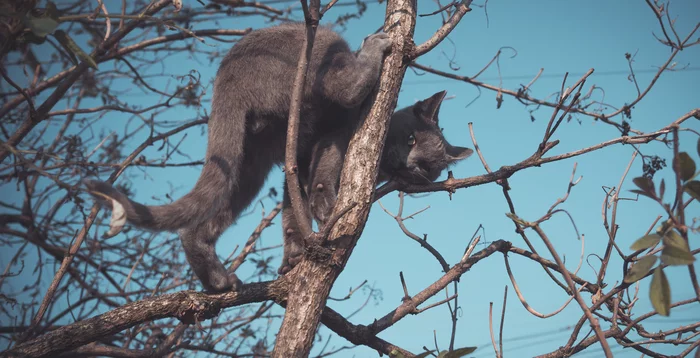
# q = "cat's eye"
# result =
<box><xmin>408</xmin><ymin>134</ymin><xmax>416</xmax><ymax>146</ymax></box>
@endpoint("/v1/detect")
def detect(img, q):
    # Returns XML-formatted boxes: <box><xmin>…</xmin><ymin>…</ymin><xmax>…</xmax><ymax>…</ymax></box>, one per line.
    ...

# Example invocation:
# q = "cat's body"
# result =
<box><xmin>86</xmin><ymin>23</ymin><xmax>472</xmax><ymax>293</ymax></box>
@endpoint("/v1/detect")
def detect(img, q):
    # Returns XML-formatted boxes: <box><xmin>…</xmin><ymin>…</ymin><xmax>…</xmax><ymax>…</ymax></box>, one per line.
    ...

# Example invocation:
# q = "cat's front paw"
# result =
<box><xmin>205</xmin><ymin>271</ymin><xmax>242</xmax><ymax>293</ymax></box>
<box><xmin>309</xmin><ymin>183</ymin><xmax>337</xmax><ymax>226</ymax></box>
<box><xmin>360</xmin><ymin>32</ymin><xmax>393</xmax><ymax>56</ymax></box>
<box><xmin>277</xmin><ymin>254</ymin><xmax>303</xmax><ymax>275</ymax></box>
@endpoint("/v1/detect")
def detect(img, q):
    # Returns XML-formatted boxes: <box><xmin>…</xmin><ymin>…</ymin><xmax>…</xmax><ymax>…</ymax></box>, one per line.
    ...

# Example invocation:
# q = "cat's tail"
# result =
<box><xmin>84</xmin><ymin>173</ymin><xmax>223</xmax><ymax>233</ymax></box>
<box><xmin>85</xmin><ymin>111</ymin><xmax>246</xmax><ymax>234</ymax></box>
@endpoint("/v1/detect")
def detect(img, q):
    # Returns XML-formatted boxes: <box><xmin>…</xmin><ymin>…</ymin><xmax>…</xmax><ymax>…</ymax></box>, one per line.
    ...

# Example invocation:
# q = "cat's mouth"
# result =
<box><xmin>397</xmin><ymin>164</ymin><xmax>440</xmax><ymax>184</ymax></box>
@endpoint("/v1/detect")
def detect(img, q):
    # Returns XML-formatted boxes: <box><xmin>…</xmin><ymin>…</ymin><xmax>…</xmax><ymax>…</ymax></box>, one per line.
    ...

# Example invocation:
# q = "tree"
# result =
<box><xmin>1</xmin><ymin>0</ymin><xmax>698</xmax><ymax>357</ymax></box>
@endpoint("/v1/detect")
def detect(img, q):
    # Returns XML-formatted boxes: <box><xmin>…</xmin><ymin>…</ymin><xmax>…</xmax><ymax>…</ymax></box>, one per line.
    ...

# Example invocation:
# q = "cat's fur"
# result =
<box><xmin>85</xmin><ymin>23</ymin><xmax>472</xmax><ymax>293</ymax></box>
<box><xmin>278</xmin><ymin>90</ymin><xmax>473</xmax><ymax>274</ymax></box>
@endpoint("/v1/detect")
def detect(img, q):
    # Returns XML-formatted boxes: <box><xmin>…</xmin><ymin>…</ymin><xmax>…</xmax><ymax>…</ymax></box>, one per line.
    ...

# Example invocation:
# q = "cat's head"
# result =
<box><xmin>381</xmin><ymin>91</ymin><xmax>473</xmax><ymax>183</ymax></box>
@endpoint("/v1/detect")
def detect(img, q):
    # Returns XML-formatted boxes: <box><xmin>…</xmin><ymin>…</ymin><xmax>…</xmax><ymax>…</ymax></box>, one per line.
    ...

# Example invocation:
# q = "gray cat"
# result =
<box><xmin>85</xmin><ymin>23</ymin><xmax>472</xmax><ymax>293</ymax></box>
<box><xmin>279</xmin><ymin>90</ymin><xmax>472</xmax><ymax>274</ymax></box>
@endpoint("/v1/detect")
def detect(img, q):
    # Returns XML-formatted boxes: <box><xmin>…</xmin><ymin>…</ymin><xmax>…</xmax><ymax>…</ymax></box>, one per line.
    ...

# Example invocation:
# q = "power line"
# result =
<box><xmin>468</xmin><ymin>325</ymin><xmax>573</xmax><ymax>357</ymax></box>
<box><xmin>259</xmin><ymin>0</ymin><xmax>372</xmax><ymax>6</ymax></box>
<box><xmin>404</xmin><ymin>67</ymin><xmax>700</xmax><ymax>85</ymax></box>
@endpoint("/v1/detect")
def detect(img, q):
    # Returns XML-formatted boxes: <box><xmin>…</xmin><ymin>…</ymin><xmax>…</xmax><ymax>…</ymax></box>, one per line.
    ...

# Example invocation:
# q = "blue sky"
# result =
<box><xmin>218</xmin><ymin>1</ymin><xmax>698</xmax><ymax>356</ymax></box>
<box><xmin>2</xmin><ymin>0</ymin><xmax>699</xmax><ymax>356</ymax></box>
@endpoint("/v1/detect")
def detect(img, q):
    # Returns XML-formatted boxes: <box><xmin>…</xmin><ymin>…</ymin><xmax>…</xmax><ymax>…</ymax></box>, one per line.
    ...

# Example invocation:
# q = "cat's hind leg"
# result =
<box><xmin>278</xmin><ymin>181</ymin><xmax>312</xmax><ymax>275</ymax></box>
<box><xmin>180</xmin><ymin>210</ymin><xmax>241</xmax><ymax>292</ymax></box>
<box><xmin>307</xmin><ymin>130</ymin><xmax>348</xmax><ymax>225</ymax></box>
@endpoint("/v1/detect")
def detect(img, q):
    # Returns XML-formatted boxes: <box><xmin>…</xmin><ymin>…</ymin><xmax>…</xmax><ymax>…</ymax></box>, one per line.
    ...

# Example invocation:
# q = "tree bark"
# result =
<box><xmin>7</xmin><ymin>281</ymin><xmax>287</xmax><ymax>358</ymax></box>
<box><xmin>271</xmin><ymin>0</ymin><xmax>417</xmax><ymax>356</ymax></box>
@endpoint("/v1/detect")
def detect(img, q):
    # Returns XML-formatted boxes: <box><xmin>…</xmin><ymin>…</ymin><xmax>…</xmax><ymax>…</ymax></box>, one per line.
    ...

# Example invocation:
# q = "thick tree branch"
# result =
<box><xmin>7</xmin><ymin>281</ymin><xmax>287</xmax><ymax>358</ymax></box>
<box><xmin>272</xmin><ymin>0</ymin><xmax>423</xmax><ymax>354</ymax></box>
<box><xmin>9</xmin><ymin>277</ymin><xmax>418</xmax><ymax>358</ymax></box>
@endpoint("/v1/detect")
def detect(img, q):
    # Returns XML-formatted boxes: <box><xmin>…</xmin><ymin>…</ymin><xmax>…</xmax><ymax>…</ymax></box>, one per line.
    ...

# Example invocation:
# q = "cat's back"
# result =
<box><xmin>218</xmin><ymin>23</ymin><xmax>350</xmax><ymax>76</ymax></box>
<box><xmin>212</xmin><ymin>23</ymin><xmax>355</xmax><ymax>118</ymax></box>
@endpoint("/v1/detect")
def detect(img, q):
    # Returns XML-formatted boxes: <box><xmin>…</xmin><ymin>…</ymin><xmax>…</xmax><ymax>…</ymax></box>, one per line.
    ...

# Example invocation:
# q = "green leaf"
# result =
<box><xmin>650</xmin><ymin>267</ymin><xmax>671</xmax><ymax>316</ymax></box>
<box><xmin>20</xmin><ymin>31</ymin><xmax>47</xmax><ymax>45</ymax></box>
<box><xmin>53</xmin><ymin>30</ymin><xmax>78</xmax><ymax>65</ymax></box>
<box><xmin>53</xmin><ymin>30</ymin><xmax>98</xmax><ymax>69</ymax></box>
<box><xmin>630</xmin><ymin>234</ymin><xmax>661</xmax><ymax>251</ymax></box>
<box><xmin>685</xmin><ymin>180</ymin><xmax>700</xmax><ymax>202</ymax></box>
<box><xmin>632</xmin><ymin>177</ymin><xmax>656</xmax><ymax>198</ymax></box>
<box><xmin>663</xmin><ymin>230</ymin><xmax>689</xmax><ymax>250</ymax></box>
<box><xmin>21</xmin><ymin>2</ymin><xmax>61</xmax><ymax>39</ymax></box>
<box><xmin>624</xmin><ymin>255</ymin><xmax>657</xmax><ymax>283</ymax></box>
<box><xmin>45</xmin><ymin>1</ymin><xmax>60</xmax><ymax>19</ymax></box>
<box><xmin>656</xmin><ymin>220</ymin><xmax>673</xmax><ymax>235</ymax></box>
<box><xmin>443</xmin><ymin>347</ymin><xmax>478</xmax><ymax>357</ymax></box>
<box><xmin>414</xmin><ymin>351</ymin><xmax>435</xmax><ymax>358</ymax></box>
<box><xmin>23</xmin><ymin>15</ymin><xmax>60</xmax><ymax>38</ymax></box>
<box><xmin>630</xmin><ymin>190</ymin><xmax>655</xmax><ymax>199</ymax></box>
<box><xmin>659</xmin><ymin>179</ymin><xmax>665</xmax><ymax>200</ymax></box>
<box><xmin>676</xmin><ymin>152</ymin><xmax>696</xmax><ymax>182</ymax></box>
<box><xmin>79</xmin><ymin>51</ymin><xmax>98</xmax><ymax>70</ymax></box>
<box><xmin>505</xmin><ymin>212</ymin><xmax>526</xmax><ymax>226</ymax></box>
<box><xmin>661</xmin><ymin>245</ymin><xmax>696</xmax><ymax>266</ymax></box>
<box><xmin>389</xmin><ymin>350</ymin><xmax>406</xmax><ymax>358</ymax></box>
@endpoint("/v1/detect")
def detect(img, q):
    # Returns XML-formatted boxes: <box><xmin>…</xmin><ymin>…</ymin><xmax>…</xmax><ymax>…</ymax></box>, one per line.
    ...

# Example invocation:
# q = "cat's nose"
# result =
<box><xmin>417</xmin><ymin>160</ymin><xmax>432</xmax><ymax>173</ymax></box>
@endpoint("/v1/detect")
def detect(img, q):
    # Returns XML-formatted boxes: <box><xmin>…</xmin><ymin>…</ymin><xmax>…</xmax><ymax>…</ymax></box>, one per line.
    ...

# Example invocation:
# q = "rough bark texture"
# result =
<box><xmin>7</xmin><ymin>275</ymin><xmax>424</xmax><ymax>357</ymax></box>
<box><xmin>7</xmin><ymin>281</ymin><xmax>287</xmax><ymax>358</ymax></box>
<box><xmin>271</xmin><ymin>0</ymin><xmax>417</xmax><ymax>355</ymax></box>
<box><xmin>7</xmin><ymin>240</ymin><xmax>511</xmax><ymax>358</ymax></box>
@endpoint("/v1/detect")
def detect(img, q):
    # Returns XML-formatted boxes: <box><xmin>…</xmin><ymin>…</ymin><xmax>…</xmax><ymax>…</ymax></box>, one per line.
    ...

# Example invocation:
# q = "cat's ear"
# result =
<box><xmin>445</xmin><ymin>144</ymin><xmax>473</xmax><ymax>162</ymax></box>
<box><xmin>413</xmin><ymin>91</ymin><xmax>447</xmax><ymax>124</ymax></box>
